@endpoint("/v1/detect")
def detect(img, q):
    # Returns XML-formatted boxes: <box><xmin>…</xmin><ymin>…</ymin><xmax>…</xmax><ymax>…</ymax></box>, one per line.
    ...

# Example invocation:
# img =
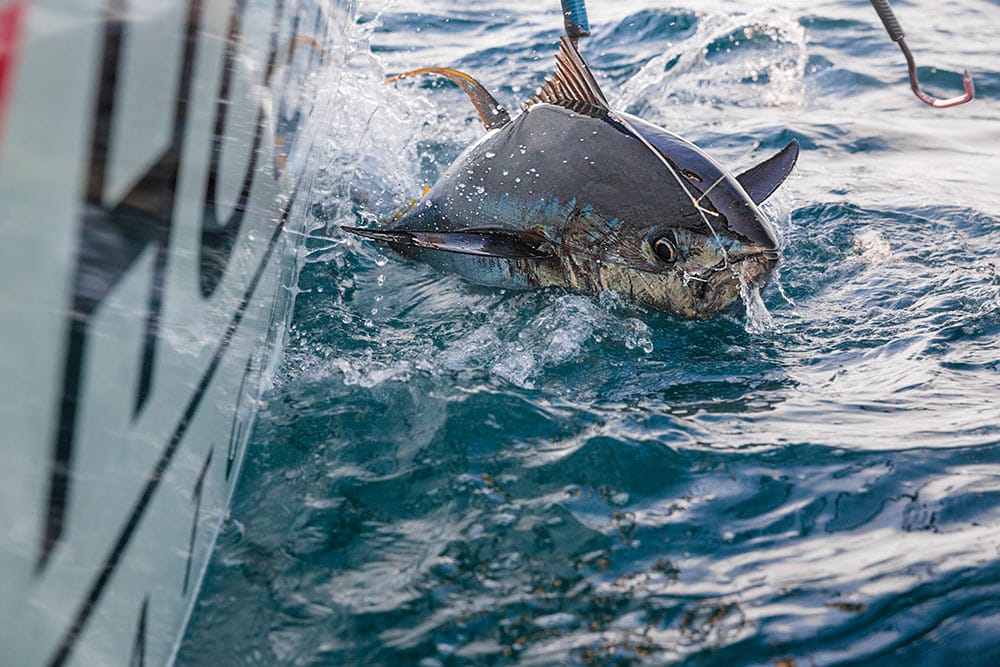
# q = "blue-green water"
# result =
<box><xmin>178</xmin><ymin>0</ymin><xmax>1000</xmax><ymax>664</ymax></box>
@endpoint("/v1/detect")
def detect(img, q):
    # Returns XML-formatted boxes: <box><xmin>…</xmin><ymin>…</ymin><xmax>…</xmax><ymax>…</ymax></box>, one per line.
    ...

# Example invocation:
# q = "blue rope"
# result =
<box><xmin>561</xmin><ymin>0</ymin><xmax>590</xmax><ymax>38</ymax></box>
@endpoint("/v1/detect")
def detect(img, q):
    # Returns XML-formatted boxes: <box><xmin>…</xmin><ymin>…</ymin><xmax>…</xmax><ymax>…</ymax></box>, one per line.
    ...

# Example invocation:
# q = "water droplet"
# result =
<box><xmin>376</xmin><ymin>274</ymin><xmax>385</xmax><ymax>286</ymax></box>
<box><xmin>484</xmin><ymin>151</ymin><xmax>496</xmax><ymax>158</ymax></box>
<box><xmin>375</xmin><ymin>254</ymin><xmax>389</xmax><ymax>267</ymax></box>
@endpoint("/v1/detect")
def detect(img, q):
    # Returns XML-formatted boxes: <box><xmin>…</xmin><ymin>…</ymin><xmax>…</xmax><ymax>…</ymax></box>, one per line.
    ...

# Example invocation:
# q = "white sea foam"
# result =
<box><xmin>853</xmin><ymin>229</ymin><xmax>893</xmax><ymax>264</ymax></box>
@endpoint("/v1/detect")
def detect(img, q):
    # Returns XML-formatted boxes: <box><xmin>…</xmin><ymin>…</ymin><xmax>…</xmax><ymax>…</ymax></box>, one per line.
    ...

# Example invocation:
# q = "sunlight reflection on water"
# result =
<box><xmin>178</xmin><ymin>1</ymin><xmax>1000</xmax><ymax>665</ymax></box>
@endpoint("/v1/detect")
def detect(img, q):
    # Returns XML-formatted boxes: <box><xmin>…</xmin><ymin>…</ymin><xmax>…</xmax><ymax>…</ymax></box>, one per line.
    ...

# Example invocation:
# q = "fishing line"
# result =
<box><xmin>557</xmin><ymin>0</ymin><xmax>732</xmax><ymax>270</ymax></box>
<box><xmin>557</xmin><ymin>0</ymin><xmax>728</xmax><ymax>258</ymax></box>
<box><xmin>609</xmin><ymin>112</ymin><xmax>732</xmax><ymax>270</ymax></box>
<box><xmin>693</xmin><ymin>173</ymin><xmax>727</xmax><ymax>215</ymax></box>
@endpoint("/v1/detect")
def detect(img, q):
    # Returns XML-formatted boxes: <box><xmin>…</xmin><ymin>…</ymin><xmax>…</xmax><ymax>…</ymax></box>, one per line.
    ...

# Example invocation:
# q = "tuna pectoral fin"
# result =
<box><xmin>341</xmin><ymin>227</ymin><xmax>552</xmax><ymax>260</ymax></box>
<box><xmin>736</xmin><ymin>139</ymin><xmax>800</xmax><ymax>205</ymax></box>
<box><xmin>387</xmin><ymin>67</ymin><xmax>511</xmax><ymax>130</ymax></box>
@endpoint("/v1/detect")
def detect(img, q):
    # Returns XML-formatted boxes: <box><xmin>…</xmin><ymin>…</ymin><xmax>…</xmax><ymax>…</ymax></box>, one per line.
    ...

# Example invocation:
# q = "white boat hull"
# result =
<box><xmin>0</xmin><ymin>0</ymin><xmax>347</xmax><ymax>663</ymax></box>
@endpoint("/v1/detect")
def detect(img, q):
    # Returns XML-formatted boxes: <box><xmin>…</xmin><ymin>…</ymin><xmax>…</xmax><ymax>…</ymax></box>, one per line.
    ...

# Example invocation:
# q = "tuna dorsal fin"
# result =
<box><xmin>387</xmin><ymin>67</ymin><xmax>511</xmax><ymax>130</ymax></box>
<box><xmin>523</xmin><ymin>35</ymin><xmax>610</xmax><ymax>116</ymax></box>
<box><xmin>341</xmin><ymin>226</ymin><xmax>553</xmax><ymax>260</ymax></box>
<box><xmin>736</xmin><ymin>139</ymin><xmax>800</xmax><ymax>205</ymax></box>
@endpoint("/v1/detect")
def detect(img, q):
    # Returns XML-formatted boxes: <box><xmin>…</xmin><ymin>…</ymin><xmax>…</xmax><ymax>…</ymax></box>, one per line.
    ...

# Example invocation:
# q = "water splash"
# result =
<box><xmin>615</xmin><ymin>8</ymin><xmax>807</xmax><ymax>120</ymax></box>
<box><xmin>290</xmin><ymin>290</ymin><xmax>655</xmax><ymax>391</ymax></box>
<box><xmin>444</xmin><ymin>294</ymin><xmax>654</xmax><ymax>388</ymax></box>
<box><xmin>302</xmin><ymin>8</ymin><xmax>463</xmax><ymax>269</ymax></box>
<box><xmin>737</xmin><ymin>270</ymin><xmax>775</xmax><ymax>334</ymax></box>
<box><xmin>770</xmin><ymin>264</ymin><xmax>797</xmax><ymax>308</ymax></box>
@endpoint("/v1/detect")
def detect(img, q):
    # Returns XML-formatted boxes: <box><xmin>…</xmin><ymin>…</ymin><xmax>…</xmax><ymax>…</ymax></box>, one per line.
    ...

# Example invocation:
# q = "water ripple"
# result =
<box><xmin>179</xmin><ymin>1</ymin><xmax>1000</xmax><ymax>665</ymax></box>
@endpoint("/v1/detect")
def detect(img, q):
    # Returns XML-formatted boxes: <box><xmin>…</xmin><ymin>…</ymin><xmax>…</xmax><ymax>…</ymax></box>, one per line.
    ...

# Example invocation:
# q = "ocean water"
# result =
<box><xmin>177</xmin><ymin>0</ymin><xmax>1000</xmax><ymax>664</ymax></box>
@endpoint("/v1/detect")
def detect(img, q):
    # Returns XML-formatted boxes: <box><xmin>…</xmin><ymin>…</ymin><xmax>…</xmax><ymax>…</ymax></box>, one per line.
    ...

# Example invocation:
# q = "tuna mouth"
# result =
<box><xmin>688</xmin><ymin>247</ymin><xmax>779</xmax><ymax>285</ymax></box>
<box><xmin>733</xmin><ymin>251</ymin><xmax>778</xmax><ymax>282</ymax></box>
<box><xmin>726</xmin><ymin>251</ymin><xmax>779</xmax><ymax>289</ymax></box>
<box><xmin>682</xmin><ymin>249</ymin><xmax>778</xmax><ymax>316</ymax></box>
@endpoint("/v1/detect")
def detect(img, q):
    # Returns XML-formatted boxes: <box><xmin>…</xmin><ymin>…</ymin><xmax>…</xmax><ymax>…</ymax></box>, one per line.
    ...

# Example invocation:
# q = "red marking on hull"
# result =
<box><xmin>0</xmin><ymin>0</ymin><xmax>25</xmax><ymax>160</ymax></box>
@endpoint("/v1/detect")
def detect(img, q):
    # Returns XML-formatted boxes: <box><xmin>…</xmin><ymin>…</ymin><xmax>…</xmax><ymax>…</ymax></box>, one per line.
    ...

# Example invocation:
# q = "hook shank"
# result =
<box><xmin>869</xmin><ymin>0</ymin><xmax>974</xmax><ymax>108</ymax></box>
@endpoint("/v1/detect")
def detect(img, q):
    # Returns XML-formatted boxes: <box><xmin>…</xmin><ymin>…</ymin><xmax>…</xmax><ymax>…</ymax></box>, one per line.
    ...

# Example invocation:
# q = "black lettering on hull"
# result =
<box><xmin>39</xmin><ymin>0</ymin><xmax>318</xmax><ymax>658</ymax></box>
<box><xmin>183</xmin><ymin>448</ymin><xmax>213</xmax><ymax>595</ymax></box>
<box><xmin>198</xmin><ymin>0</ymin><xmax>285</xmax><ymax>297</ymax></box>
<box><xmin>226</xmin><ymin>355</ymin><xmax>254</xmax><ymax>481</ymax></box>
<box><xmin>47</xmin><ymin>191</ymin><xmax>298</xmax><ymax>667</ymax></box>
<box><xmin>128</xmin><ymin>596</ymin><xmax>149</xmax><ymax>667</ymax></box>
<box><xmin>41</xmin><ymin>0</ymin><xmax>203</xmax><ymax>571</ymax></box>
<box><xmin>42</xmin><ymin>0</ymin><xmax>294</xmax><ymax>570</ymax></box>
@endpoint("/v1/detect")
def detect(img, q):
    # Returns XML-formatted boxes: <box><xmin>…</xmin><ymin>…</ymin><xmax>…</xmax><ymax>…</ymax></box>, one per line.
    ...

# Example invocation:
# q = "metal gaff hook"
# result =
<box><xmin>870</xmin><ymin>0</ymin><xmax>975</xmax><ymax>108</ymax></box>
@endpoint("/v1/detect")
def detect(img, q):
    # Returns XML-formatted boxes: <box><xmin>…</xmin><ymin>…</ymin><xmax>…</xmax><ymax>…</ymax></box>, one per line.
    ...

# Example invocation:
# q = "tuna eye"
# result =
<box><xmin>652</xmin><ymin>237</ymin><xmax>677</xmax><ymax>263</ymax></box>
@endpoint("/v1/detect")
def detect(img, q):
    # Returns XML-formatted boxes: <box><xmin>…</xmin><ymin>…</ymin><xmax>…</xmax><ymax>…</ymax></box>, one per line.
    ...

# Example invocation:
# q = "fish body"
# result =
<box><xmin>346</xmin><ymin>36</ymin><xmax>798</xmax><ymax>318</ymax></box>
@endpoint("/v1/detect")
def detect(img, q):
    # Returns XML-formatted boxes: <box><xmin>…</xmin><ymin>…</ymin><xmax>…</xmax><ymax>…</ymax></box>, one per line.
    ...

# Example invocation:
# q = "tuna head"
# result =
<box><xmin>344</xmin><ymin>36</ymin><xmax>798</xmax><ymax>318</ymax></box>
<box><xmin>546</xmin><ymin>202</ymin><xmax>783</xmax><ymax>320</ymax></box>
<box><xmin>494</xmin><ymin>104</ymin><xmax>797</xmax><ymax>318</ymax></box>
